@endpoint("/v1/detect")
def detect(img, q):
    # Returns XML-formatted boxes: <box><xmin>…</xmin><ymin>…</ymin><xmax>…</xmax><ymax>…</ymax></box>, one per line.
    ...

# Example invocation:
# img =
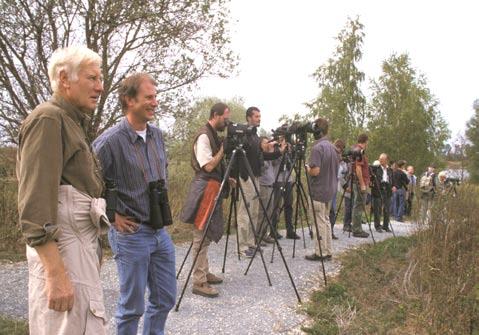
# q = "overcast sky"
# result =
<box><xmin>195</xmin><ymin>0</ymin><xmax>478</xmax><ymax>139</ymax></box>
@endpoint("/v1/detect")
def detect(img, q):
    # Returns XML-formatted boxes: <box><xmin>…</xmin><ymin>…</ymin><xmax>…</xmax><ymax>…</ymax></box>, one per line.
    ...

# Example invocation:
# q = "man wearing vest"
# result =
<box><xmin>180</xmin><ymin>103</ymin><xmax>232</xmax><ymax>298</ymax></box>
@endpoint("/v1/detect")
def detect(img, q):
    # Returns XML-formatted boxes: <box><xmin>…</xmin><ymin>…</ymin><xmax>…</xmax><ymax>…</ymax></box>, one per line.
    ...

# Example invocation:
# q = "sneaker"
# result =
<box><xmin>286</xmin><ymin>232</ymin><xmax>301</xmax><ymax>240</ymax></box>
<box><xmin>305</xmin><ymin>254</ymin><xmax>332</xmax><ymax>261</ymax></box>
<box><xmin>352</xmin><ymin>231</ymin><xmax>369</xmax><ymax>238</ymax></box>
<box><xmin>242</xmin><ymin>248</ymin><xmax>255</xmax><ymax>258</ymax></box>
<box><xmin>192</xmin><ymin>283</ymin><xmax>219</xmax><ymax>298</ymax></box>
<box><xmin>263</xmin><ymin>236</ymin><xmax>275</xmax><ymax>244</ymax></box>
<box><xmin>206</xmin><ymin>273</ymin><xmax>223</xmax><ymax>285</ymax></box>
<box><xmin>270</xmin><ymin>232</ymin><xmax>283</xmax><ymax>239</ymax></box>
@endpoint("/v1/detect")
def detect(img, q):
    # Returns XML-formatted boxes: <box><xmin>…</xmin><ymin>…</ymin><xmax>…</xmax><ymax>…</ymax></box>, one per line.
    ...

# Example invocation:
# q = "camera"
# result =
<box><xmin>445</xmin><ymin>177</ymin><xmax>460</xmax><ymax>185</ymax></box>
<box><xmin>149</xmin><ymin>179</ymin><xmax>173</xmax><ymax>229</ymax></box>
<box><xmin>224</xmin><ymin>122</ymin><xmax>254</xmax><ymax>155</ymax></box>
<box><xmin>342</xmin><ymin>147</ymin><xmax>363</xmax><ymax>162</ymax></box>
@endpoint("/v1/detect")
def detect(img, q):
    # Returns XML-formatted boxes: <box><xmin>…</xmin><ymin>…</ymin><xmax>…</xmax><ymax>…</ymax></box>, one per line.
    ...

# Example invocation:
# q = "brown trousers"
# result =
<box><xmin>27</xmin><ymin>185</ymin><xmax>109</xmax><ymax>335</ymax></box>
<box><xmin>192</xmin><ymin>227</ymin><xmax>212</xmax><ymax>285</ymax></box>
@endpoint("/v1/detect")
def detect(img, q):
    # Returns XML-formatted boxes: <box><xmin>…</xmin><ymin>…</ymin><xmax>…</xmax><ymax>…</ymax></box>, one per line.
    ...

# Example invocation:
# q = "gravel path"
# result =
<box><xmin>0</xmin><ymin>221</ymin><xmax>415</xmax><ymax>334</ymax></box>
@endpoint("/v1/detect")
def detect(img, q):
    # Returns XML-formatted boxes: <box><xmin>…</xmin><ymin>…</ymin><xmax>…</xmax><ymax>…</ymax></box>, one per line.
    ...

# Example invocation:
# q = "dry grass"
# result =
<box><xmin>304</xmin><ymin>184</ymin><xmax>479</xmax><ymax>335</ymax></box>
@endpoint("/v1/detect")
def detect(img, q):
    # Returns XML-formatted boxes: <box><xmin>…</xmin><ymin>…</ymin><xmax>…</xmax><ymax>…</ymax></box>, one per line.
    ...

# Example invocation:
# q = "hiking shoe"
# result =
<box><xmin>206</xmin><ymin>273</ymin><xmax>223</xmax><ymax>285</ymax></box>
<box><xmin>352</xmin><ymin>231</ymin><xmax>369</xmax><ymax>238</ymax></box>
<box><xmin>270</xmin><ymin>232</ymin><xmax>283</xmax><ymax>239</ymax></box>
<box><xmin>305</xmin><ymin>254</ymin><xmax>332</xmax><ymax>261</ymax></box>
<box><xmin>286</xmin><ymin>232</ymin><xmax>300</xmax><ymax>240</ymax></box>
<box><xmin>263</xmin><ymin>236</ymin><xmax>275</xmax><ymax>244</ymax></box>
<box><xmin>375</xmin><ymin>227</ymin><xmax>383</xmax><ymax>233</ymax></box>
<box><xmin>192</xmin><ymin>283</ymin><xmax>219</xmax><ymax>298</ymax></box>
<box><xmin>242</xmin><ymin>248</ymin><xmax>255</xmax><ymax>258</ymax></box>
<box><xmin>382</xmin><ymin>226</ymin><xmax>392</xmax><ymax>233</ymax></box>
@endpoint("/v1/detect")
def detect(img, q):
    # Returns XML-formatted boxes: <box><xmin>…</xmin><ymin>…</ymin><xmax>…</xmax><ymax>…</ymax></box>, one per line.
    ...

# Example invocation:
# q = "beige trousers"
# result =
<box><xmin>312</xmin><ymin>201</ymin><xmax>333</xmax><ymax>256</ymax></box>
<box><xmin>192</xmin><ymin>227</ymin><xmax>212</xmax><ymax>285</ymax></box>
<box><xmin>257</xmin><ymin>185</ymin><xmax>273</xmax><ymax>238</ymax></box>
<box><xmin>237</xmin><ymin>177</ymin><xmax>259</xmax><ymax>252</ymax></box>
<box><xmin>27</xmin><ymin>185</ymin><xmax>109</xmax><ymax>335</ymax></box>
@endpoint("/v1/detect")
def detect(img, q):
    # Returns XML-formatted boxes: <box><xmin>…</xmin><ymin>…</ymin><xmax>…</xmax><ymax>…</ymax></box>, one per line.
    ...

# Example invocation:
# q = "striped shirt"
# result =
<box><xmin>92</xmin><ymin>117</ymin><xmax>167</xmax><ymax>223</ymax></box>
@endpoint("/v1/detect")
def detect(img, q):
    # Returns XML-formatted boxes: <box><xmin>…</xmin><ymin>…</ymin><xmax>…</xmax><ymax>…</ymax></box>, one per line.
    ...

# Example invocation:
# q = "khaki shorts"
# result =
<box><xmin>27</xmin><ymin>185</ymin><xmax>109</xmax><ymax>335</ymax></box>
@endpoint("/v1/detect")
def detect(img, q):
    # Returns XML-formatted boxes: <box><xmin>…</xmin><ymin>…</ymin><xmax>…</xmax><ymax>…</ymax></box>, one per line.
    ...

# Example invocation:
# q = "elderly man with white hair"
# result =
<box><xmin>370</xmin><ymin>153</ymin><xmax>393</xmax><ymax>232</ymax></box>
<box><xmin>16</xmin><ymin>46</ymin><xmax>108</xmax><ymax>334</ymax></box>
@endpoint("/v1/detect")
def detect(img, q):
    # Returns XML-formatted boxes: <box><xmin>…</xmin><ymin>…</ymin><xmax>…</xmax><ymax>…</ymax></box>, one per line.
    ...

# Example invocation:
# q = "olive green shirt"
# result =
<box><xmin>16</xmin><ymin>94</ymin><xmax>104</xmax><ymax>247</ymax></box>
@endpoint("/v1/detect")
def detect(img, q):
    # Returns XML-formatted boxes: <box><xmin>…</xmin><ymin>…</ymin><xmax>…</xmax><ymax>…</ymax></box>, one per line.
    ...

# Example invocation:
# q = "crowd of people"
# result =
<box><xmin>15</xmin><ymin>46</ymin><xmax>456</xmax><ymax>335</ymax></box>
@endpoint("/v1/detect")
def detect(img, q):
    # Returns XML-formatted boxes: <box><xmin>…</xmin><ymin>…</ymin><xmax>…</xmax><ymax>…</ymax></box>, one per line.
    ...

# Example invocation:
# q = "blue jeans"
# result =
<box><xmin>392</xmin><ymin>188</ymin><xmax>406</xmax><ymax>220</ymax></box>
<box><xmin>109</xmin><ymin>225</ymin><xmax>177</xmax><ymax>335</ymax></box>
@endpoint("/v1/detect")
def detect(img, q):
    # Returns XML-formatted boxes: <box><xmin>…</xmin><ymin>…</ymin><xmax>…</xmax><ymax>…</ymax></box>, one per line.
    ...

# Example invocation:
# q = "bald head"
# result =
<box><xmin>379</xmin><ymin>153</ymin><xmax>388</xmax><ymax>167</ymax></box>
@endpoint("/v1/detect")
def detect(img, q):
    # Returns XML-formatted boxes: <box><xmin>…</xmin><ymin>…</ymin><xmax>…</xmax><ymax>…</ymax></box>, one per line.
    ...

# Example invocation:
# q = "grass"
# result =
<box><xmin>0</xmin><ymin>316</ymin><xmax>28</xmax><ymax>335</ymax></box>
<box><xmin>303</xmin><ymin>183</ymin><xmax>479</xmax><ymax>335</ymax></box>
<box><xmin>303</xmin><ymin>236</ymin><xmax>417</xmax><ymax>335</ymax></box>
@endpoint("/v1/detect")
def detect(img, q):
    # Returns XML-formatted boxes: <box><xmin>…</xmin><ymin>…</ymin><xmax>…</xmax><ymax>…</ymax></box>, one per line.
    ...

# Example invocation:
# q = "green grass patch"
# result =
<box><xmin>303</xmin><ymin>236</ymin><xmax>418</xmax><ymax>335</ymax></box>
<box><xmin>0</xmin><ymin>316</ymin><xmax>28</xmax><ymax>335</ymax></box>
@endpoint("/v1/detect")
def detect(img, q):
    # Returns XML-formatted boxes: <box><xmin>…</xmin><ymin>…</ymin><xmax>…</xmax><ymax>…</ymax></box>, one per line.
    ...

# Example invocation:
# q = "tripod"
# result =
<box><xmin>175</xmin><ymin>144</ymin><xmax>301</xmax><ymax>311</ymax></box>
<box><xmin>260</xmin><ymin>145</ymin><xmax>313</xmax><ymax>264</ymax></box>
<box><xmin>273</xmin><ymin>144</ymin><xmax>313</xmax><ymax>260</ymax></box>
<box><xmin>245</xmin><ymin>136</ymin><xmax>328</xmax><ymax>287</ymax></box>
<box><xmin>334</xmin><ymin>162</ymin><xmax>376</xmax><ymax>244</ymax></box>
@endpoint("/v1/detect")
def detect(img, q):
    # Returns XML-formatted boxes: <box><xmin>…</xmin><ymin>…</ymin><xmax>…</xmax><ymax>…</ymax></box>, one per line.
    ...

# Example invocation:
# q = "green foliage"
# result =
<box><xmin>308</xmin><ymin>17</ymin><xmax>367</xmax><ymax>144</ymax></box>
<box><xmin>0</xmin><ymin>316</ymin><xmax>28</xmax><ymax>335</ymax></box>
<box><xmin>367</xmin><ymin>53</ymin><xmax>450</xmax><ymax>172</ymax></box>
<box><xmin>303</xmin><ymin>236</ymin><xmax>416</xmax><ymax>335</ymax></box>
<box><xmin>466</xmin><ymin>105</ymin><xmax>479</xmax><ymax>182</ymax></box>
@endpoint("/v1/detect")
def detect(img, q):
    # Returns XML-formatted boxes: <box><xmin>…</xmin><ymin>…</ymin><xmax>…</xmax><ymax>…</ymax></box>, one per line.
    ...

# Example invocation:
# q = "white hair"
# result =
<box><xmin>48</xmin><ymin>46</ymin><xmax>102</xmax><ymax>92</ymax></box>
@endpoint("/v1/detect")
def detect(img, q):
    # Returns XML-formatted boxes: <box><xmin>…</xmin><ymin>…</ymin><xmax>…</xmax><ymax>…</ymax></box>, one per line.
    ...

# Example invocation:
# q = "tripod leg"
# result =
<box><xmin>298</xmin><ymin>189</ymin><xmax>311</xmax><ymax>249</ymax></box>
<box><xmin>176</xmin><ymin>149</ymin><xmax>236</xmax><ymax>311</ymax></box>
<box><xmin>298</xmin><ymin>181</ymin><xmax>313</xmax><ymax>237</ymax></box>
<box><xmin>241</xmin><ymin>154</ymin><xmax>302</xmax><ymax>303</ymax></box>
<box><xmin>237</xmin><ymin>179</ymin><xmax>272</xmax><ymax>286</ymax></box>
<box><xmin>292</xmin><ymin>183</ymin><xmax>301</xmax><ymax>258</ymax></box>
<box><xmin>234</xmin><ymin>193</ymin><xmax>241</xmax><ymax>260</ymax></box>
<box><xmin>176</xmin><ymin>241</ymin><xmax>193</xmax><ymax>279</ymax></box>
<box><xmin>222</xmin><ymin>191</ymin><xmax>236</xmax><ymax>273</ymax></box>
<box><xmin>356</xmin><ymin>187</ymin><xmax>376</xmax><ymax>244</ymax></box>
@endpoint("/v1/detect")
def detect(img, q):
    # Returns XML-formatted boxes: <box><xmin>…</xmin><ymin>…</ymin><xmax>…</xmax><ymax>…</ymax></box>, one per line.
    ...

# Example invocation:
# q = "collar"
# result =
<box><xmin>120</xmin><ymin>117</ymin><xmax>154</xmax><ymax>144</ymax></box>
<box><xmin>51</xmin><ymin>93</ymin><xmax>90</xmax><ymax>129</ymax></box>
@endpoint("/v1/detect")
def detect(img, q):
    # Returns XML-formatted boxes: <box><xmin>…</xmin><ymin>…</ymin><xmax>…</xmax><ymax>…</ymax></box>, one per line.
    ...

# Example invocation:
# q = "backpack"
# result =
<box><xmin>419</xmin><ymin>173</ymin><xmax>434</xmax><ymax>193</ymax></box>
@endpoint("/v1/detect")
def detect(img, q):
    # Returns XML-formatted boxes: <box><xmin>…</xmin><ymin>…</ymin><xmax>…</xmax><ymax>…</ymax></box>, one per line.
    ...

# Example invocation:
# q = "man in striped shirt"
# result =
<box><xmin>93</xmin><ymin>73</ymin><xmax>176</xmax><ymax>335</ymax></box>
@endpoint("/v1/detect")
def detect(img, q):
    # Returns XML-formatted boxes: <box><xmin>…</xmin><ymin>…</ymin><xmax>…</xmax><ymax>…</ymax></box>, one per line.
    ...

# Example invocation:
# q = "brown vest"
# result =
<box><xmin>191</xmin><ymin>123</ymin><xmax>224</xmax><ymax>182</ymax></box>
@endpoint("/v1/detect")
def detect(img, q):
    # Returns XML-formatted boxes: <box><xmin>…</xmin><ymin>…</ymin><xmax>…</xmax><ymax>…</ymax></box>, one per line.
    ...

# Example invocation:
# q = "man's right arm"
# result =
<box><xmin>195</xmin><ymin>134</ymin><xmax>224</xmax><ymax>173</ymax></box>
<box><xmin>356</xmin><ymin>163</ymin><xmax>366</xmax><ymax>191</ymax></box>
<box><xmin>17</xmin><ymin>116</ymin><xmax>74</xmax><ymax>312</ymax></box>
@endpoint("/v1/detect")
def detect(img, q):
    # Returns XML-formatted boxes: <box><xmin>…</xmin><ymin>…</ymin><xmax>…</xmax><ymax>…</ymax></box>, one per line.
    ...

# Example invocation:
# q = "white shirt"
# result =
<box><xmin>381</xmin><ymin>165</ymin><xmax>389</xmax><ymax>183</ymax></box>
<box><xmin>194</xmin><ymin>134</ymin><xmax>213</xmax><ymax>168</ymax></box>
<box><xmin>136</xmin><ymin>129</ymin><xmax>147</xmax><ymax>142</ymax></box>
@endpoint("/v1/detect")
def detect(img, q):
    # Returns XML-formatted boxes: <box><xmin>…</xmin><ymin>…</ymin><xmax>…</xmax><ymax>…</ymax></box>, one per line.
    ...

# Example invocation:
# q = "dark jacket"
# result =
<box><xmin>239</xmin><ymin>127</ymin><xmax>281</xmax><ymax>181</ymax></box>
<box><xmin>370</xmin><ymin>165</ymin><xmax>393</xmax><ymax>198</ymax></box>
<box><xmin>392</xmin><ymin>169</ymin><xmax>409</xmax><ymax>190</ymax></box>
